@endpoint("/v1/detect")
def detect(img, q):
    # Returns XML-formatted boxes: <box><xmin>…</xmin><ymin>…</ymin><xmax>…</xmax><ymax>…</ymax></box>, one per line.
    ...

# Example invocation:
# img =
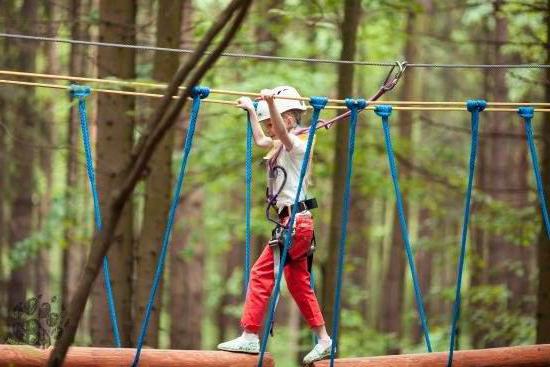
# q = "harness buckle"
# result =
<box><xmin>269</xmin><ymin>226</ymin><xmax>285</xmax><ymax>248</ymax></box>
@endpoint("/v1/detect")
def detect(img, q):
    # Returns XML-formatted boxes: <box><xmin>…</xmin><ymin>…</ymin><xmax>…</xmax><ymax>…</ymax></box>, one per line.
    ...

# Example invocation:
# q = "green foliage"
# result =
<box><xmin>8</xmin><ymin>197</ymin><xmax>65</xmax><ymax>272</ymax></box>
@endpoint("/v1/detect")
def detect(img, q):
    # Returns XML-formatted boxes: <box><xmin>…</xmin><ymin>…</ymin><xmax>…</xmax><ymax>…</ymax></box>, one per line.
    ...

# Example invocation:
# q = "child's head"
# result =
<box><xmin>257</xmin><ymin>86</ymin><xmax>306</xmax><ymax>137</ymax></box>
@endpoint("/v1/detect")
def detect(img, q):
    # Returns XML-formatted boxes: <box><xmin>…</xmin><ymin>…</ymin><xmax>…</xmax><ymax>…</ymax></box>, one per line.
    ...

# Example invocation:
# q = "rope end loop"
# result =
<box><xmin>375</xmin><ymin>104</ymin><xmax>393</xmax><ymax>118</ymax></box>
<box><xmin>518</xmin><ymin>106</ymin><xmax>535</xmax><ymax>119</ymax></box>
<box><xmin>309</xmin><ymin>96</ymin><xmax>328</xmax><ymax>110</ymax></box>
<box><xmin>345</xmin><ymin>98</ymin><xmax>368</xmax><ymax>111</ymax></box>
<box><xmin>69</xmin><ymin>84</ymin><xmax>91</xmax><ymax>99</ymax></box>
<box><xmin>191</xmin><ymin>85</ymin><xmax>210</xmax><ymax>99</ymax></box>
<box><xmin>466</xmin><ymin>99</ymin><xmax>487</xmax><ymax>112</ymax></box>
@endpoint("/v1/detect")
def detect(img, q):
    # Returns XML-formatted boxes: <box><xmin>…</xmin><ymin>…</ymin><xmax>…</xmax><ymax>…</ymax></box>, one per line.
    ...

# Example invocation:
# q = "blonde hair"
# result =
<box><xmin>282</xmin><ymin>109</ymin><xmax>303</xmax><ymax>126</ymax></box>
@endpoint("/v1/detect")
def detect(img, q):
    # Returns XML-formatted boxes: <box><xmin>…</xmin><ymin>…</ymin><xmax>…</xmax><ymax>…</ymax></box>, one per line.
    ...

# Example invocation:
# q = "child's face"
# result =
<box><xmin>263</xmin><ymin>116</ymin><xmax>293</xmax><ymax>138</ymax></box>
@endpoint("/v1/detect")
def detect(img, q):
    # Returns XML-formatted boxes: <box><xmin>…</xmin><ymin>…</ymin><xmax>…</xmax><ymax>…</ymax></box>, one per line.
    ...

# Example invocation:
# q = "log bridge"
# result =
<box><xmin>0</xmin><ymin>345</ymin><xmax>274</xmax><ymax>366</ymax></box>
<box><xmin>0</xmin><ymin>344</ymin><xmax>549</xmax><ymax>366</ymax></box>
<box><xmin>313</xmin><ymin>344</ymin><xmax>550</xmax><ymax>366</ymax></box>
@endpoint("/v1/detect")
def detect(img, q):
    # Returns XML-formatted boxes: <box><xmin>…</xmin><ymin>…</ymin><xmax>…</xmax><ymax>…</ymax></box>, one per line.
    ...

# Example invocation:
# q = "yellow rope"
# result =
<box><xmin>1</xmin><ymin>77</ymin><xmax>549</xmax><ymax>112</ymax></box>
<box><xmin>1</xmin><ymin>69</ymin><xmax>549</xmax><ymax>107</ymax></box>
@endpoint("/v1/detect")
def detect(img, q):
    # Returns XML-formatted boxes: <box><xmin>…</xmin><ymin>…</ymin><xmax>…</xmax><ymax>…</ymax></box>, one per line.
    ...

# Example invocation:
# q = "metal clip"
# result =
<box><xmin>382</xmin><ymin>60</ymin><xmax>408</xmax><ymax>91</ymax></box>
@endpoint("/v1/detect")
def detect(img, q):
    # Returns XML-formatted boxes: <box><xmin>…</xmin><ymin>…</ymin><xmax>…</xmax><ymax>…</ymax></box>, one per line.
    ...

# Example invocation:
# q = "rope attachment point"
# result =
<box><xmin>69</xmin><ymin>83</ymin><xmax>91</xmax><ymax>99</ymax></box>
<box><xmin>374</xmin><ymin>104</ymin><xmax>393</xmax><ymax>118</ymax></box>
<box><xmin>309</xmin><ymin>96</ymin><xmax>328</xmax><ymax>110</ymax></box>
<box><xmin>518</xmin><ymin>106</ymin><xmax>535</xmax><ymax>119</ymax></box>
<box><xmin>344</xmin><ymin>98</ymin><xmax>367</xmax><ymax>111</ymax></box>
<box><xmin>466</xmin><ymin>99</ymin><xmax>487</xmax><ymax>112</ymax></box>
<box><xmin>190</xmin><ymin>85</ymin><xmax>210</xmax><ymax>99</ymax></box>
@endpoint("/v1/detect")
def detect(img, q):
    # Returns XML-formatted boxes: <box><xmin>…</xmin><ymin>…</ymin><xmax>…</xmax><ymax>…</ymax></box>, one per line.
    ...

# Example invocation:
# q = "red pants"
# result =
<box><xmin>241</xmin><ymin>214</ymin><xmax>325</xmax><ymax>333</ymax></box>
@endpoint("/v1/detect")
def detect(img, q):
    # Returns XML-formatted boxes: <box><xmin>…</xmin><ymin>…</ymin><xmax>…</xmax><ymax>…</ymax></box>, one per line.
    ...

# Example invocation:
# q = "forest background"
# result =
<box><xmin>1</xmin><ymin>1</ymin><xmax>549</xmax><ymax>366</ymax></box>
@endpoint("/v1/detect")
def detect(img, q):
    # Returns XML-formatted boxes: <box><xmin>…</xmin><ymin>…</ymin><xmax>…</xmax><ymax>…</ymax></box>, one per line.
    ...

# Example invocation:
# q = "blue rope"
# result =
<box><xmin>132</xmin><ymin>86</ymin><xmax>210</xmax><ymax>367</ymax></box>
<box><xmin>329</xmin><ymin>98</ymin><xmax>366</xmax><ymax>366</ymax></box>
<box><xmin>257</xmin><ymin>96</ymin><xmax>328</xmax><ymax>367</ymax></box>
<box><xmin>518</xmin><ymin>107</ymin><xmax>550</xmax><ymax>239</ymax></box>
<box><xmin>243</xmin><ymin>102</ymin><xmax>257</xmax><ymax>294</ymax></box>
<box><xmin>447</xmin><ymin>99</ymin><xmax>486</xmax><ymax>367</ymax></box>
<box><xmin>375</xmin><ymin>105</ymin><xmax>433</xmax><ymax>353</ymax></box>
<box><xmin>70</xmin><ymin>84</ymin><xmax>121</xmax><ymax>348</ymax></box>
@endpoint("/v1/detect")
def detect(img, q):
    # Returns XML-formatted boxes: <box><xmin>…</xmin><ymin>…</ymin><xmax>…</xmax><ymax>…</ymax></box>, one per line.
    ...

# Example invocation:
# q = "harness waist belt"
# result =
<box><xmin>278</xmin><ymin>198</ymin><xmax>318</xmax><ymax>219</ymax></box>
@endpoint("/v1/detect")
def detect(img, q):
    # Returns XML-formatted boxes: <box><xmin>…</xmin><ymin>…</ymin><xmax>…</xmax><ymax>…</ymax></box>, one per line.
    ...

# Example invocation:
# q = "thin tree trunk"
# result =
<box><xmin>34</xmin><ymin>0</ymin><xmax>60</xmax><ymax>307</ymax></box>
<box><xmin>346</xmin><ymin>187</ymin><xmax>369</xmax><ymax>318</ymax></box>
<box><xmin>213</xmin><ymin>228</ymin><xmax>243</xmax><ymax>344</ymax></box>
<box><xmin>254</xmin><ymin>0</ymin><xmax>284</xmax><ymax>56</ymax></box>
<box><xmin>62</xmin><ymin>0</ymin><xmax>86</xmax><ymax>315</ymax></box>
<box><xmin>322</xmin><ymin>0</ymin><xmax>362</xmax><ymax>340</ymax></box>
<box><xmin>170</xmin><ymin>190</ymin><xmax>206</xmax><ymax>348</ymax></box>
<box><xmin>134</xmin><ymin>0</ymin><xmax>183</xmax><ymax>348</ymax></box>
<box><xmin>469</xmin><ymin>15</ymin><xmax>493</xmax><ymax>349</ymax></box>
<box><xmin>536</xmin><ymin>0</ymin><xmax>550</xmax><ymax>343</ymax></box>
<box><xmin>411</xmin><ymin>207</ymin><xmax>433</xmax><ymax>343</ymax></box>
<box><xmin>90</xmin><ymin>0</ymin><xmax>137</xmax><ymax>347</ymax></box>
<box><xmin>7</xmin><ymin>0</ymin><xmax>38</xmax><ymax>331</ymax></box>
<box><xmin>484</xmin><ymin>1</ymin><xmax>529</xmax><ymax>347</ymax></box>
<box><xmin>378</xmin><ymin>7</ymin><xmax>418</xmax><ymax>353</ymax></box>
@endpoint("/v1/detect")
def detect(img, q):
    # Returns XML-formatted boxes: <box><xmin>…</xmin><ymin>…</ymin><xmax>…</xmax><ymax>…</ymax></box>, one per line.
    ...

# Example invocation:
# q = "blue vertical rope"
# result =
<box><xmin>518</xmin><ymin>107</ymin><xmax>550</xmax><ymax>239</ymax></box>
<box><xmin>244</xmin><ymin>102</ymin><xmax>257</xmax><ymax>294</ymax></box>
<box><xmin>329</xmin><ymin>98</ymin><xmax>366</xmax><ymax>366</ymax></box>
<box><xmin>447</xmin><ymin>99</ymin><xmax>486</xmax><ymax>367</ymax></box>
<box><xmin>257</xmin><ymin>96</ymin><xmax>328</xmax><ymax>367</ymax></box>
<box><xmin>70</xmin><ymin>84</ymin><xmax>121</xmax><ymax>348</ymax></box>
<box><xmin>132</xmin><ymin>86</ymin><xmax>210</xmax><ymax>367</ymax></box>
<box><xmin>375</xmin><ymin>105</ymin><xmax>433</xmax><ymax>353</ymax></box>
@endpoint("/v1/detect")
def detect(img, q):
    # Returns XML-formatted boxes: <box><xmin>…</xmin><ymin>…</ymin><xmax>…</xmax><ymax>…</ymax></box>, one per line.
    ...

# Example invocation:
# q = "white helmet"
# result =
<box><xmin>256</xmin><ymin>86</ymin><xmax>307</xmax><ymax>122</ymax></box>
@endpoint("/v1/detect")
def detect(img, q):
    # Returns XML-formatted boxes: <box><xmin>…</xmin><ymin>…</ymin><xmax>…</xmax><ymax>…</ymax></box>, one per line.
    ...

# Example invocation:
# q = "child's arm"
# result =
<box><xmin>261</xmin><ymin>90</ymin><xmax>294</xmax><ymax>151</ymax></box>
<box><xmin>237</xmin><ymin>97</ymin><xmax>273</xmax><ymax>148</ymax></box>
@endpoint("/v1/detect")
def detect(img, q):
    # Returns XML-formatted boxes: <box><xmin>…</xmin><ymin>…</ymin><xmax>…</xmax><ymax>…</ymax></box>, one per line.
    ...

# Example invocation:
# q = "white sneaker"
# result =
<box><xmin>217</xmin><ymin>336</ymin><xmax>260</xmax><ymax>354</ymax></box>
<box><xmin>303</xmin><ymin>340</ymin><xmax>333</xmax><ymax>364</ymax></box>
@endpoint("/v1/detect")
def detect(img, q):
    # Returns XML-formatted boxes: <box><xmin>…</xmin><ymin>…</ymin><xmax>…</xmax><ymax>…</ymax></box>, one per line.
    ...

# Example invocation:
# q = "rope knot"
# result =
<box><xmin>466</xmin><ymin>99</ymin><xmax>487</xmax><ymax>112</ymax></box>
<box><xmin>374</xmin><ymin>105</ymin><xmax>393</xmax><ymax>118</ymax></box>
<box><xmin>191</xmin><ymin>86</ymin><xmax>210</xmax><ymax>99</ymax></box>
<box><xmin>70</xmin><ymin>84</ymin><xmax>91</xmax><ymax>99</ymax></box>
<box><xmin>345</xmin><ymin>98</ymin><xmax>368</xmax><ymax>111</ymax></box>
<box><xmin>309</xmin><ymin>96</ymin><xmax>328</xmax><ymax>110</ymax></box>
<box><xmin>518</xmin><ymin>106</ymin><xmax>534</xmax><ymax>120</ymax></box>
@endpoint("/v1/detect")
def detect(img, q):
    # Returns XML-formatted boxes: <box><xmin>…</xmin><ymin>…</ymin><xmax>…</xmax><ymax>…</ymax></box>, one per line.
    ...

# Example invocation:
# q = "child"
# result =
<box><xmin>217</xmin><ymin>86</ymin><xmax>332</xmax><ymax>364</ymax></box>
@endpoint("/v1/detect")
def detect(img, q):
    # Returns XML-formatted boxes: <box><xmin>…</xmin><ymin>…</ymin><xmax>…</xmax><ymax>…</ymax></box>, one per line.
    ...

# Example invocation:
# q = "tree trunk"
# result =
<box><xmin>483</xmin><ymin>1</ymin><xmax>529</xmax><ymax>347</ymax></box>
<box><xmin>254</xmin><ymin>0</ymin><xmax>284</xmax><ymax>56</ymax></box>
<box><xmin>0</xmin><ymin>0</ymin><xmax>17</xmax><ymax>335</ymax></box>
<box><xmin>346</xmin><ymin>185</ymin><xmax>369</xmax><ymax>318</ymax></box>
<box><xmin>7</xmin><ymin>0</ymin><xmax>38</xmax><ymax>328</ymax></box>
<box><xmin>469</xmin><ymin>14</ymin><xmax>494</xmax><ymax>349</ymax></box>
<box><xmin>62</xmin><ymin>0</ymin><xmax>87</xmax><ymax>315</ymax></box>
<box><xmin>90</xmin><ymin>0</ymin><xmax>137</xmax><ymax>347</ymax></box>
<box><xmin>322</xmin><ymin>0</ymin><xmax>362</xmax><ymax>339</ymax></box>
<box><xmin>377</xmin><ymin>7</ymin><xmax>418</xmax><ymax>354</ymax></box>
<box><xmin>34</xmin><ymin>0</ymin><xmax>60</xmax><ymax>307</ymax></box>
<box><xmin>134</xmin><ymin>0</ymin><xmax>183</xmax><ymax>348</ymax></box>
<box><xmin>536</xmin><ymin>0</ymin><xmax>550</xmax><ymax>343</ymax></box>
<box><xmin>170</xmin><ymin>189</ymin><xmax>206</xmax><ymax>349</ymax></box>
<box><xmin>411</xmin><ymin>208</ymin><xmax>433</xmax><ymax>343</ymax></box>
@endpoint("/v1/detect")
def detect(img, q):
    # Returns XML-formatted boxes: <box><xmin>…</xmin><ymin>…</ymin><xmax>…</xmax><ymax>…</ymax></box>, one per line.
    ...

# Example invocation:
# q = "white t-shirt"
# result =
<box><xmin>268</xmin><ymin>134</ymin><xmax>312</xmax><ymax>209</ymax></box>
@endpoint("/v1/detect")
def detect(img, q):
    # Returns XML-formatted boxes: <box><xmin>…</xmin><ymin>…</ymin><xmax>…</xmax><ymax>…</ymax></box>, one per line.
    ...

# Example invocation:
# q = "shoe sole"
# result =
<box><xmin>217</xmin><ymin>346</ymin><xmax>259</xmax><ymax>354</ymax></box>
<box><xmin>304</xmin><ymin>352</ymin><xmax>331</xmax><ymax>364</ymax></box>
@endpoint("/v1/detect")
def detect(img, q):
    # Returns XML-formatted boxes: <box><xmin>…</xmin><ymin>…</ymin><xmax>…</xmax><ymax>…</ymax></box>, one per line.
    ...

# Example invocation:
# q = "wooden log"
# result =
<box><xmin>313</xmin><ymin>344</ymin><xmax>550</xmax><ymax>366</ymax></box>
<box><xmin>0</xmin><ymin>345</ymin><xmax>275</xmax><ymax>367</ymax></box>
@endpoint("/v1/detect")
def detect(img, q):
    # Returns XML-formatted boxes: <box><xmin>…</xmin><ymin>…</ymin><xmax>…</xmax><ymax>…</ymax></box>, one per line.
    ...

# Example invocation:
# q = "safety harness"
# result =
<box><xmin>264</xmin><ymin>140</ymin><xmax>318</xmax><ymax>335</ymax></box>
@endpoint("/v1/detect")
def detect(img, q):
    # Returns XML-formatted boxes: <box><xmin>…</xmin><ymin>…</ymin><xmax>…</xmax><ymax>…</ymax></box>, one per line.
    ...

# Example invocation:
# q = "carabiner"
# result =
<box><xmin>382</xmin><ymin>60</ymin><xmax>407</xmax><ymax>91</ymax></box>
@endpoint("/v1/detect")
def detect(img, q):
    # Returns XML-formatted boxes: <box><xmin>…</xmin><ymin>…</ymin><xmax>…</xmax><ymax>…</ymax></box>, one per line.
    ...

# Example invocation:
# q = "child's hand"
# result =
<box><xmin>236</xmin><ymin>97</ymin><xmax>254</xmax><ymax>112</ymax></box>
<box><xmin>260</xmin><ymin>89</ymin><xmax>275</xmax><ymax>104</ymax></box>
